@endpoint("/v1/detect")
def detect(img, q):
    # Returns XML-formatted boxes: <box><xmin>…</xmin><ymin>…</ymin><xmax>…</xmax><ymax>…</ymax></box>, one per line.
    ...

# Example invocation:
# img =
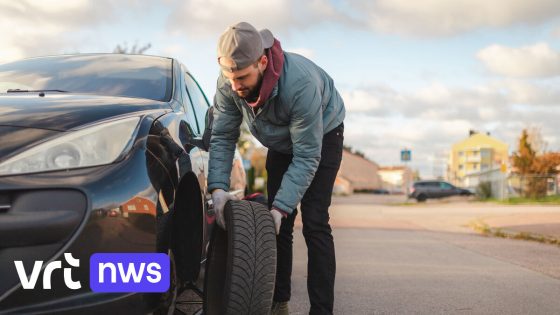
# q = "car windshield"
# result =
<box><xmin>0</xmin><ymin>54</ymin><xmax>173</xmax><ymax>102</ymax></box>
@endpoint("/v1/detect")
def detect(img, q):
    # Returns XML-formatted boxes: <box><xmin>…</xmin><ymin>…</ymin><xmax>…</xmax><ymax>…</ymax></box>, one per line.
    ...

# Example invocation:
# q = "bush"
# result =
<box><xmin>477</xmin><ymin>181</ymin><xmax>492</xmax><ymax>199</ymax></box>
<box><xmin>525</xmin><ymin>176</ymin><xmax>548</xmax><ymax>198</ymax></box>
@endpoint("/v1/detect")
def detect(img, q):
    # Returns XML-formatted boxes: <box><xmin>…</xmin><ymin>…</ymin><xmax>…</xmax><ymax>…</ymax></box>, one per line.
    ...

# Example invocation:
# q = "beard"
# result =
<box><xmin>237</xmin><ymin>71</ymin><xmax>263</xmax><ymax>102</ymax></box>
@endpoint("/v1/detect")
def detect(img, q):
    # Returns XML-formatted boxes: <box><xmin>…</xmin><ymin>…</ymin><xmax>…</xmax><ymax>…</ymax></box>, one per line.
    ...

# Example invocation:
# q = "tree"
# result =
<box><xmin>526</xmin><ymin>126</ymin><xmax>547</xmax><ymax>154</ymax></box>
<box><xmin>342</xmin><ymin>144</ymin><xmax>365</xmax><ymax>158</ymax></box>
<box><xmin>525</xmin><ymin>152</ymin><xmax>560</xmax><ymax>198</ymax></box>
<box><xmin>113</xmin><ymin>41</ymin><xmax>152</xmax><ymax>54</ymax></box>
<box><xmin>512</xmin><ymin>129</ymin><xmax>560</xmax><ymax>198</ymax></box>
<box><xmin>533</xmin><ymin>152</ymin><xmax>560</xmax><ymax>174</ymax></box>
<box><xmin>512</xmin><ymin>129</ymin><xmax>535</xmax><ymax>175</ymax></box>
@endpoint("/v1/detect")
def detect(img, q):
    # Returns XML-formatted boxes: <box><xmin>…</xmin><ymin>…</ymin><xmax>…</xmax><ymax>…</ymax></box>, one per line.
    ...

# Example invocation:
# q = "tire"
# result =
<box><xmin>153</xmin><ymin>211</ymin><xmax>178</xmax><ymax>315</ymax></box>
<box><xmin>416</xmin><ymin>194</ymin><xmax>427</xmax><ymax>202</ymax></box>
<box><xmin>203</xmin><ymin>200</ymin><xmax>277</xmax><ymax>315</ymax></box>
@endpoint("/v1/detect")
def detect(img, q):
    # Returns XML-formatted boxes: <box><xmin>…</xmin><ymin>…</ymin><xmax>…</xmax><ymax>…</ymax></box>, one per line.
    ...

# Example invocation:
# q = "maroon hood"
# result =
<box><xmin>246</xmin><ymin>38</ymin><xmax>284</xmax><ymax>108</ymax></box>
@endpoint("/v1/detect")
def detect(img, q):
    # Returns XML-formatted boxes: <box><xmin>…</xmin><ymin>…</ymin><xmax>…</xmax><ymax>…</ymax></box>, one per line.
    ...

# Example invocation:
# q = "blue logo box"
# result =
<box><xmin>90</xmin><ymin>253</ymin><xmax>170</xmax><ymax>293</ymax></box>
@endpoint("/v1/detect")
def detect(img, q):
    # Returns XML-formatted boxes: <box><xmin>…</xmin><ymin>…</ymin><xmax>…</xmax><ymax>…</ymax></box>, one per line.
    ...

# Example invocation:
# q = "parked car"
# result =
<box><xmin>409</xmin><ymin>180</ymin><xmax>473</xmax><ymax>202</ymax></box>
<box><xmin>371</xmin><ymin>188</ymin><xmax>390</xmax><ymax>195</ymax></box>
<box><xmin>0</xmin><ymin>54</ymin><xmax>249</xmax><ymax>314</ymax></box>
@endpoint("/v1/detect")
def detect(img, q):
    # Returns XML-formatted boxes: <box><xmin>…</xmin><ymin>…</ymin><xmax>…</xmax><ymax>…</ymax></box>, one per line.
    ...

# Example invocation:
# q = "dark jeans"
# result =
<box><xmin>267</xmin><ymin>123</ymin><xmax>344</xmax><ymax>315</ymax></box>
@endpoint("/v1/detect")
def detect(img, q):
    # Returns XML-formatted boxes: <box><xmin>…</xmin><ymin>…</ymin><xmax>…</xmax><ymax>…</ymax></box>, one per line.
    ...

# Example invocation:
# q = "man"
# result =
<box><xmin>208</xmin><ymin>22</ymin><xmax>345</xmax><ymax>315</ymax></box>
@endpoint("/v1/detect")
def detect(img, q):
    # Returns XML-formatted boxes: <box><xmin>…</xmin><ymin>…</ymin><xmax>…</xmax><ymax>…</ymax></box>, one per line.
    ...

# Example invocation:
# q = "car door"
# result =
<box><xmin>183</xmin><ymin>71</ymin><xmax>210</xmax><ymax>175</ymax></box>
<box><xmin>184</xmin><ymin>72</ymin><xmax>247</xmax><ymax>196</ymax></box>
<box><xmin>426</xmin><ymin>182</ymin><xmax>441</xmax><ymax>198</ymax></box>
<box><xmin>176</xmin><ymin>66</ymin><xmax>207</xmax><ymax>188</ymax></box>
<box><xmin>179</xmin><ymin>69</ymin><xmax>216</xmax><ymax>277</ymax></box>
<box><xmin>439</xmin><ymin>182</ymin><xmax>455</xmax><ymax>197</ymax></box>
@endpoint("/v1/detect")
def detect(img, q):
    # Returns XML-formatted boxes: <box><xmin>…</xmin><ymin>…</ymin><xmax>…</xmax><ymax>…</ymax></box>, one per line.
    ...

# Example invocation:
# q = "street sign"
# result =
<box><xmin>500</xmin><ymin>162</ymin><xmax>507</xmax><ymax>173</ymax></box>
<box><xmin>401</xmin><ymin>149</ymin><xmax>411</xmax><ymax>162</ymax></box>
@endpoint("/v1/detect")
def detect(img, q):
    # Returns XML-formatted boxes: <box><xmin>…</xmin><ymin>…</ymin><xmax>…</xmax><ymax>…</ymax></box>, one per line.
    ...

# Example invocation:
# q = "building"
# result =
<box><xmin>448</xmin><ymin>131</ymin><xmax>509</xmax><ymax>187</ymax></box>
<box><xmin>120</xmin><ymin>196</ymin><xmax>156</xmax><ymax>218</ymax></box>
<box><xmin>378</xmin><ymin>166</ymin><xmax>414</xmax><ymax>194</ymax></box>
<box><xmin>333</xmin><ymin>176</ymin><xmax>352</xmax><ymax>195</ymax></box>
<box><xmin>335</xmin><ymin>149</ymin><xmax>382</xmax><ymax>193</ymax></box>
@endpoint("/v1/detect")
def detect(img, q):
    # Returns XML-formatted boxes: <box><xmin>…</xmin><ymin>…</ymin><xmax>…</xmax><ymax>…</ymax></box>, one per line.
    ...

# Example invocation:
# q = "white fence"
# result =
<box><xmin>461</xmin><ymin>169</ymin><xmax>559</xmax><ymax>200</ymax></box>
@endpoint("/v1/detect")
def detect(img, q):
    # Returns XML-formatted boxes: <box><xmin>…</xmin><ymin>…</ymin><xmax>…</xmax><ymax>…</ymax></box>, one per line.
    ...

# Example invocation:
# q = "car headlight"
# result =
<box><xmin>0</xmin><ymin>116</ymin><xmax>141</xmax><ymax>176</ymax></box>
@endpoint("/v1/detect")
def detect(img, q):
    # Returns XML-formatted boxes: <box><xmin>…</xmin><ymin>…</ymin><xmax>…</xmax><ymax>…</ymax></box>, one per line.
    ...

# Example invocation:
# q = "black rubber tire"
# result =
<box><xmin>416</xmin><ymin>194</ymin><xmax>427</xmax><ymax>202</ymax></box>
<box><xmin>153</xmin><ymin>211</ymin><xmax>178</xmax><ymax>315</ymax></box>
<box><xmin>203</xmin><ymin>200</ymin><xmax>277</xmax><ymax>315</ymax></box>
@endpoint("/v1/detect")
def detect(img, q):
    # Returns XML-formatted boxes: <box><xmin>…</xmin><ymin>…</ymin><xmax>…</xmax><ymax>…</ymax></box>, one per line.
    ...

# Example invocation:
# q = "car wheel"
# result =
<box><xmin>416</xmin><ymin>194</ymin><xmax>427</xmax><ymax>202</ymax></box>
<box><xmin>203</xmin><ymin>200</ymin><xmax>277</xmax><ymax>315</ymax></box>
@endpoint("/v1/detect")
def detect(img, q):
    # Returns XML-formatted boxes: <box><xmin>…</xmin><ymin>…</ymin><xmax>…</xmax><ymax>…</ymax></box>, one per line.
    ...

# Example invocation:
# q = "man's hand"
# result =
<box><xmin>211</xmin><ymin>189</ymin><xmax>237</xmax><ymax>229</ymax></box>
<box><xmin>270</xmin><ymin>207</ymin><xmax>287</xmax><ymax>235</ymax></box>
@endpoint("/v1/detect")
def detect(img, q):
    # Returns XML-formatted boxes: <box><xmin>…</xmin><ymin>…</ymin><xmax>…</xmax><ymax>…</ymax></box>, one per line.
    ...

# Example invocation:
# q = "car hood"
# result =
<box><xmin>0</xmin><ymin>93</ymin><xmax>170</xmax><ymax>131</ymax></box>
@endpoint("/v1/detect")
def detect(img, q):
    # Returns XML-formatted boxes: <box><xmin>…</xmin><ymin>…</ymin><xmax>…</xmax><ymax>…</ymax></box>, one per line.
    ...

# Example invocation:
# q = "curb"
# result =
<box><xmin>468</xmin><ymin>219</ymin><xmax>560</xmax><ymax>246</ymax></box>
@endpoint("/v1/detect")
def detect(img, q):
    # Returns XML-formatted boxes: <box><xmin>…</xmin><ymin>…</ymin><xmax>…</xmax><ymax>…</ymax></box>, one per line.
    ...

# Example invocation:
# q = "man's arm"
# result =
<box><xmin>207</xmin><ymin>76</ymin><xmax>243</xmax><ymax>193</ymax></box>
<box><xmin>272</xmin><ymin>79</ymin><xmax>323</xmax><ymax>213</ymax></box>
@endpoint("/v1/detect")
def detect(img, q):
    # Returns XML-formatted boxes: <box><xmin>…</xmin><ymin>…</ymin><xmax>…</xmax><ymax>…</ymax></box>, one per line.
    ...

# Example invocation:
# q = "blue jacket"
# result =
<box><xmin>208</xmin><ymin>52</ymin><xmax>345</xmax><ymax>213</ymax></box>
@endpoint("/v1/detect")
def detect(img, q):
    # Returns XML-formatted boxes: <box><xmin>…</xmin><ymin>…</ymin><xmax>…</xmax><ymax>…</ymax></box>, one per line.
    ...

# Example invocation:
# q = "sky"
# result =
<box><xmin>1</xmin><ymin>0</ymin><xmax>559</xmax><ymax>178</ymax></box>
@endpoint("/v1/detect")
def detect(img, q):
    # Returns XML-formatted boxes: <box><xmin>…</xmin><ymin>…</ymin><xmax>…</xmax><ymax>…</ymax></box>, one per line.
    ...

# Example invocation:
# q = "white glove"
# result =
<box><xmin>211</xmin><ymin>189</ymin><xmax>237</xmax><ymax>229</ymax></box>
<box><xmin>270</xmin><ymin>208</ymin><xmax>284</xmax><ymax>235</ymax></box>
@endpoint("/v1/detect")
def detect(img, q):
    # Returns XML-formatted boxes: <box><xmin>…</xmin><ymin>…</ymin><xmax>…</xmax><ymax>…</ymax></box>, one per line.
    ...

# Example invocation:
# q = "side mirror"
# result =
<box><xmin>181</xmin><ymin>106</ymin><xmax>214</xmax><ymax>152</ymax></box>
<box><xmin>180</xmin><ymin>121</ymin><xmax>205</xmax><ymax>152</ymax></box>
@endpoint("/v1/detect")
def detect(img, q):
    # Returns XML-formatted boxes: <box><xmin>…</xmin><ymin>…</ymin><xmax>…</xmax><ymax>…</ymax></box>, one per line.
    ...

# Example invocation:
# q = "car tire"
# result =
<box><xmin>203</xmin><ymin>200</ymin><xmax>277</xmax><ymax>315</ymax></box>
<box><xmin>153</xmin><ymin>209</ymin><xmax>178</xmax><ymax>315</ymax></box>
<box><xmin>416</xmin><ymin>194</ymin><xmax>427</xmax><ymax>202</ymax></box>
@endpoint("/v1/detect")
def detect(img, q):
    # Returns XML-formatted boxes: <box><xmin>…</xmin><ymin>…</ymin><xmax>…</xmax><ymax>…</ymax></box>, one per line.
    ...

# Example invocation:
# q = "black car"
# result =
<box><xmin>0</xmin><ymin>54</ymin><xmax>248</xmax><ymax>314</ymax></box>
<box><xmin>371</xmin><ymin>188</ymin><xmax>390</xmax><ymax>195</ymax></box>
<box><xmin>409</xmin><ymin>180</ymin><xmax>473</xmax><ymax>202</ymax></box>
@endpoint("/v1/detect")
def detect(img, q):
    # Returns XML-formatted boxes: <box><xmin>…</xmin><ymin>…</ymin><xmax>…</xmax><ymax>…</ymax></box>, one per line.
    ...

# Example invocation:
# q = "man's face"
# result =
<box><xmin>220</xmin><ymin>56</ymin><xmax>267</xmax><ymax>99</ymax></box>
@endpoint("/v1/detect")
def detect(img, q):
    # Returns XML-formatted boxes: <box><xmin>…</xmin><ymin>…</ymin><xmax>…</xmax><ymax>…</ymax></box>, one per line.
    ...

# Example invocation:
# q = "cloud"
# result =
<box><xmin>341</xmin><ymin>85</ymin><xmax>405</xmax><ymax>113</ymax></box>
<box><xmin>551</xmin><ymin>25</ymin><xmax>560</xmax><ymax>38</ymax></box>
<box><xmin>410</xmin><ymin>84</ymin><xmax>509</xmax><ymax>121</ymax></box>
<box><xmin>165</xmin><ymin>0</ymin><xmax>560</xmax><ymax>39</ymax></box>
<box><xmin>477</xmin><ymin>42</ymin><xmax>560</xmax><ymax>78</ymax></box>
<box><xmin>287</xmin><ymin>48</ymin><xmax>316</xmax><ymax>59</ymax></box>
<box><xmin>0</xmin><ymin>0</ymin><xmax>148</xmax><ymax>63</ymax></box>
<box><xmin>2</xmin><ymin>0</ymin><xmax>559</xmax><ymax>66</ymax></box>
<box><xmin>491</xmin><ymin>79</ymin><xmax>560</xmax><ymax>105</ymax></box>
<box><xmin>349</xmin><ymin>0</ymin><xmax>560</xmax><ymax>37</ymax></box>
<box><xmin>343</xmin><ymin>113</ymin><xmax>475</xmax><ymax>175</ymax></box>
<box><xmin>164</xmin><ymin>0</ymin><xmax>560</xmax><ymax>40</ymax></box>
<box><xmin>0</xmin><ymin>1</ymin><xmax>107</xmax><ymax>62</ymax></box>
<box><xmin>340</xmin><ymin>82</ymin><xmax>508</xmax><ymax>121</ymax></box>
<box><xmin>159</xmin><ymin>44</ymin><xmax>186</xmax><ymax>58</ymax></box>
<box><xmin>339</xmin><ymin>80</ymin><xmax>560</xmax><ymax>176</ymax></box>
<box><xmin>165</xmin><ymin>0</ymin><xmax>357</xmax><ymax>39</ymax></box>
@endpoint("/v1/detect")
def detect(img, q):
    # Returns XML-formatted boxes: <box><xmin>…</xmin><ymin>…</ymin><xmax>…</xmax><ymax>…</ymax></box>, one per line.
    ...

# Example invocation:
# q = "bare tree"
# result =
<box><xmin>113</xmin><ymin>41</ymin><xmax>152</xmax><ymax>54</ymax></box>
<box><xmin>526</xmin><ymin>126</ymin><xmax>547</xmax><ymax>154</ymax></box>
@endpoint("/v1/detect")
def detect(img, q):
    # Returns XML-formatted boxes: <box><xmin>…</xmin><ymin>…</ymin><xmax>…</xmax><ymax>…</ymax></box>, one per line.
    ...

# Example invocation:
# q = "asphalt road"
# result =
<box><xmin>287</xmin><ymin>194</ymin><xmax>560</xmax><ymax>314</ymax></box>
